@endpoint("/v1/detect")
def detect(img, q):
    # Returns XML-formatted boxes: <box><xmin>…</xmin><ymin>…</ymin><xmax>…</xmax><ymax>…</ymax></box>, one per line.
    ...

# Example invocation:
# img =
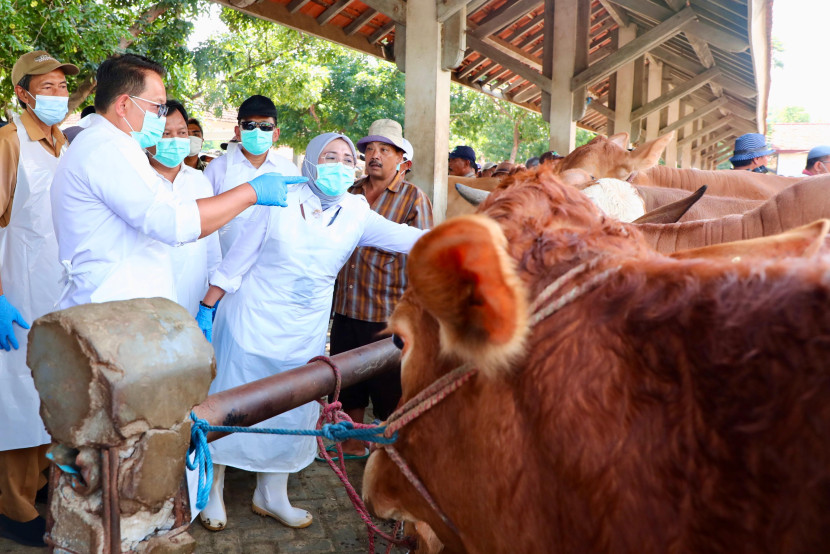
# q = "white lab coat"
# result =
<box><xmin>208</xmin><ymin>183</ymin><xmax>424</xmax><ymax>472</ymax></box>
<box><xmin>155</xmin><ymin>165</ymin><xmax>222</xmax><ymax>316</ymax></box>
<box><xmin>51</xmin><ymin>115</ymin><xmax>202</xmax><ymax>308</ymax></box>
<box><xmin>0</xmin><ymin>115</ymin><xmax>64</xmax><ymax>450</ymax></box>
<box><xmin>204</xmin><ymin>143</ymin><xmax>301</xmax><ymax>257</ymax></box>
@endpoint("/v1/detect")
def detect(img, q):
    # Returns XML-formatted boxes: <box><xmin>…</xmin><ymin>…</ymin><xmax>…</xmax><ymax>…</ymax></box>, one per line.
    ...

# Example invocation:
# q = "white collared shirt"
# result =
<box><xmin>51</xmin><ymin>115</ymin><xmax>202</xmax><ymax>307</ymax></box>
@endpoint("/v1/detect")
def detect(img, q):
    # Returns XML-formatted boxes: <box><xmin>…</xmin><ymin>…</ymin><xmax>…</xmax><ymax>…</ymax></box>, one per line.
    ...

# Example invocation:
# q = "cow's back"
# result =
<box><xmin>636</xmin><ymin>166</ymin><xmax>800</xmax><ymax>199</ymax></box>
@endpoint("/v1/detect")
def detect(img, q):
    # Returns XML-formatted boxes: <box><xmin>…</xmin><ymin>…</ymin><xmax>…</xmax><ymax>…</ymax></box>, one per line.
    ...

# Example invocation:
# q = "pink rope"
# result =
<box><xmin>309</xmin><ymin>356</ymin><xmax>414</xmax><ymax>553</ymax></box>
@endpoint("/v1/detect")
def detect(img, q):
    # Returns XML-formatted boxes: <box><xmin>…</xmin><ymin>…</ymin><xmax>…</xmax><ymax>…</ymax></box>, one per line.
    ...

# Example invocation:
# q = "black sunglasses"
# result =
<box><xmin>240</xmin><ymin>121</ymin><xmax>276</xmax><ymax>132</ymax></box>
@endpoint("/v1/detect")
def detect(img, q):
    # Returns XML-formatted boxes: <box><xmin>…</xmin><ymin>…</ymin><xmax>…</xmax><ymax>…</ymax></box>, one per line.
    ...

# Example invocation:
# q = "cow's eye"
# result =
<box><xmin>392</xmin><ymin>334</ymin><xmax>404</xmax><ymax>350</ymax></box>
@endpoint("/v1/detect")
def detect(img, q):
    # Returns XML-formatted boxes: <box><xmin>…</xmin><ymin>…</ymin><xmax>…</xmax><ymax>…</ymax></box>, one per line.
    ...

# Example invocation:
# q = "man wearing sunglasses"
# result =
<box><xmin>204</xmin><ymin>95</ymin><xmax>301</xmax><ymax>256</ymax></box>
<box><xmin>51</xmin><ymin>54</ymin><xmax>303</xmax><ymax>309</ymax></box>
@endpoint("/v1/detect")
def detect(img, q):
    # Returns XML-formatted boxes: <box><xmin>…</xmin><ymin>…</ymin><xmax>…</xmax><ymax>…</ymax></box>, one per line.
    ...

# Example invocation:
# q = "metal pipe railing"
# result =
<box><xmin>192</xmin><ymin>337</ymin><xmax>401</xmax><ymax>442</ymax></box>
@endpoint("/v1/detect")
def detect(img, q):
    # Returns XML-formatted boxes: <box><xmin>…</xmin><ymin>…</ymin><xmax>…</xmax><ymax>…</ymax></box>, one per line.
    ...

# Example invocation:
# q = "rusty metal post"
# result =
<box><xmin>193</xmin><ymin>337</ymin><xmax>401</xmax><ymax>442</ymax></box>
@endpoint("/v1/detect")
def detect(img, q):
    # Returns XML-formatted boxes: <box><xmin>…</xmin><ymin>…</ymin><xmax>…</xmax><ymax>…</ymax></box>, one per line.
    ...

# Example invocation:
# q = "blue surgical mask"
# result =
<box><xmin>153</xmin><ymin>137</ymin><xmax>190</xmax><ymax>168</ymax></box>
<box><xmin>26</xmin><ymin>91</ymin><xmax>68</xmax><ymax>126</ymax></box>
<box><xmin>315</xmin><ymin>163</ymin><xmax>355</xmax><ymax>196</ymax></box>
<box><xmin>241</xmin><ymin>129</ymin><xmax>272</xmax><ymax>155</ymax></box>
<box><xmin>124</xmin><ymin>97</ymin><xmax>166</xmax><ymax>148</ymax></box>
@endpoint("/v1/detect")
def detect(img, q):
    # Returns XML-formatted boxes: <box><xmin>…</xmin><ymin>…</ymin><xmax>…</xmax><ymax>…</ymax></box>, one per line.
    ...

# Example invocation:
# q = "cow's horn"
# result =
<box><xmin>455</xmin><ymin>183</ymin><xmax>491</xmax><ymax>206</ymax></box>
<box><xmin>632</xmin><ymin>185</ymin><xmax>707</xmax><ymax>224</ymax></box>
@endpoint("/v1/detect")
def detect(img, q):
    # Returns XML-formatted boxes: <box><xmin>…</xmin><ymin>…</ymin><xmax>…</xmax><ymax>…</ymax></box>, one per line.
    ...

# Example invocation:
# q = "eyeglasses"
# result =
<box><xmin>240</xmin><ymin>121</ymin><xmax>276</xmax><ymax>132</ymax></box>
<box><xmin>130</xmin><ymin>96</ymin><xmax>169</xmax><ymax>117</ymax></box>
<box><xmin>320</xmin><ymin>153</ymin><xmax>356</xmax><ymax>168</ymax></box>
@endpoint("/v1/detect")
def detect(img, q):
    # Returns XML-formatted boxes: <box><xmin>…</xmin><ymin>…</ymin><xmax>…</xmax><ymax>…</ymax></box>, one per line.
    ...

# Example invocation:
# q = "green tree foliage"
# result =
<box><xmin>0</xmin><ymin>0</ymin><xmax>206</xmax><ymax>117</ymax></box>
<box><xmin>770</xmin><ymin>105</ymin><xmax>810</xmax><ymax>123</ymax></box>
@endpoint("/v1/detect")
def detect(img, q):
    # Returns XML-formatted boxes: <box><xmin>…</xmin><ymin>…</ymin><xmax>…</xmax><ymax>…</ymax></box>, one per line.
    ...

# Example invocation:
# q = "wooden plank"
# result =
<box><xmin>677</xmin><ymin>116</ymin><xmax>731</xmax><ymax>147</ymax></box>
<box><xmin>360</xmin><ymin>0</ymin><xmax>406</xmax><ymax>25</ymax></box>
<box><xmin>658</xmin><ymin>96</ymin><xmax>728</xmax><ymax>136</ymax></box>
<box><xmin>505</xmin><ymin>14</ymin><xmax>545</xmax><ymax>42</ymax></box>
<box><xmin>650</xmin><ymin>46</ymin><xmax>757</xmax><ymax>98</ymax></box>
<box><xmin>630</xmin><ymin>66</ymin><xmax>721</xmax><ymax>121</ymax></box>
<box><xmin>597</xmin><ymin>0</ymin><xmax>628</xmax><ymax>26</ymax></box>
<box><xmin>482</xmin><ymin>33</ymin><xmax>543</xmax><ymax>71</ymax></box>
<box><xmin>697</xmin><ymin>128</ymin><xmax>735</xmax><ymax>151</ymax></box>
<box><xmin>287</xmin><ymin>0</ymin><xmax>311</xmax><ymax>14</ymax></box>
<box><xmin>570</xmin><ymin>7</ymin><xmax>696</xmax><ymax>92</ymax></box>
<box><xmin>369</xmin><ymin>21</ymin><xmax>395</xmax><ymax>44</ymax></box>
<box><xmin>212</xmin><ymin>0</ymin><xmax>385</xmax><ymax>59</ymax></box>
<box><xmin>467</xmin><ymin>34</ymin><xmax>551</xmax><ymax>92</ymax></box>
<box><xmin>608</xmin><ymin>0</ymin><xmax>748</xmax><ymax>52</ymax></box>
<box><xmin>317</xmin><ymin>0</ymin><xmax>353</xmax><ymax>26</ymax></box>
<box><xmin>473</xmin><ymin>0</ymin><xmax>542</xmax><ymax>38</ymax></box>
<box><xmin>436</xmin><ymin>0</ymin><xmax>468</xmax><ymax>23</ymax></box>
<box><xmin>344</xmin><ymin>8</ymin><xmax>377</xmax><ymax>35</ymax></box>
<box><xmin>588</xmin><ymin>99</ymin><xmax>615</xmax><ymax>120</ymax></box>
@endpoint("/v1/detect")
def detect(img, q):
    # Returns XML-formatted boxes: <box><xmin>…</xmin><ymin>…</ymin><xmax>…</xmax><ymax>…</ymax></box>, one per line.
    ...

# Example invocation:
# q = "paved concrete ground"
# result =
<box><xmin>0</xmin><ymin>456</ymin><xmax>406</xmax><ymax>554</ymax></box>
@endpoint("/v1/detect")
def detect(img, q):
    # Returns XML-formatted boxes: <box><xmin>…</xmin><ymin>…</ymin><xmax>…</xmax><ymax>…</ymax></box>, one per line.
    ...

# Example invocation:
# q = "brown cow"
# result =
<box><xmin>363</xmin><ymin>169</ymin><xmax>830</xmax><ymax>553</ymax></box>
<box><xmin>554</xmin><ymin>133</ymin><xmax>801</xmax><ymax>200</ymax></box>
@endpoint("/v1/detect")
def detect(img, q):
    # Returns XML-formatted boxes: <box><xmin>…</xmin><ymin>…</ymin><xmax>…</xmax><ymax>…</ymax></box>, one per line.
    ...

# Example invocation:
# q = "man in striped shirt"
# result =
<box><xmin>330</xmin><ymin>119</ymin><xmax>432</xmax><ymax>458</ymax></box>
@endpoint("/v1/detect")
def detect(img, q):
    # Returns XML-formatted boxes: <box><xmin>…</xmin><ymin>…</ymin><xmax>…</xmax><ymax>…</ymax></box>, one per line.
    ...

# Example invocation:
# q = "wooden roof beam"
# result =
<box><xmin>472</xmin><ymin>0</ymin><xmax>542</xmax><ymax>38</ymax></box>
<box><xmin>571</xmin><ymin>7</ymin><xmax>696</xmax><ymax>92</ymax></box>
<box><xmin>630</xmin><ymin>66</ymin><xmax>721</xmax><ymax>121</ymax></box>
<box><xmin>658</xmin><ymin>96</ymin><xmax>728</xmax><ymax>137</ymax></box>
<box><xmin>697</xmin><ymin>128</ymin><xmax>736</xmax><ymax>152</ymax></box>
<box><xmin>287</xmin><ymin>0</ymin><xmax>311</xmax><ymax>14</ymax></box>
<box><xmin>369</xmin><ymin>21</ymin><xmax>395</xmax><ymax>44</ymax></box>
<box><xmin>597</xmin><ymin>0</ymin><xmax>629</xmax><ymax>27</ymax></box>
<box><xmin>437</xmin><ymin>0</ymin><xmax>468</xmax><ymax>22</ymax></box>
<box><xmin>360</xmin><ymin>0</ymin><xmax>406</xmax><ymax>25</ymax></box>
<box><xmin>317</xmin><ymin>0</ymin><xmax>353</xmax><ymax>26</ymax></box>
<box><xmin>468</xmin><ymin>34</ymin><xmax>551</xmax><ymax>92</ymax></box>
<box><xmin>677</xmin><ymin>117</ymin><xmax>732</xmax><ymax>147</ymax></box>
<box><xmin>588</xmin><ymin>100</ymin><xmax>615</xmax><ymax>121</ymax></box>
<box><xmin>344</xmin><ymin>9</ymin><xmax>377</xmax><ymax>35</ymax></box>
<box><xmin>457</xmin><ymin>56</ymin><xmax>489</xmax><ymax>79</ymax></box>
<box><xmin>504</xmin><ymin>14</ymin><xmax>545</xmax><ymax>42</ymax></box>
<box><xmin>608</xmin><ymin>0</ymin><xmax>748</xmax><ymax>52</ymax></box>
<box><xmin>650</xmin><ymin>46</ymin><xmax>757</xmax><ymax>98</ymax></box>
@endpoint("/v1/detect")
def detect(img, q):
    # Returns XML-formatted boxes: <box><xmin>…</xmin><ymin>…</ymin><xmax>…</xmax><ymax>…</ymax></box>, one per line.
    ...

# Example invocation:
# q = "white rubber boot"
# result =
<box><xmin>199</xmin><ymin>464</ymin><xmax>227</xmax><ymax>531</ymax></box>
<box><xmin>251</xmin><ymin>472</ymin><xmax>313</xmax><ymax>528</ymax></box>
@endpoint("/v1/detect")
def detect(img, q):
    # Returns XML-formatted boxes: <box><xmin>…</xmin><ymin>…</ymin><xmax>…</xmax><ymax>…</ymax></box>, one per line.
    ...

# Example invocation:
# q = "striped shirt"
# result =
<box><xmin>333</xmin><ymin>175</ymin><xmax>433</xmax><ymax>322</ymax></box>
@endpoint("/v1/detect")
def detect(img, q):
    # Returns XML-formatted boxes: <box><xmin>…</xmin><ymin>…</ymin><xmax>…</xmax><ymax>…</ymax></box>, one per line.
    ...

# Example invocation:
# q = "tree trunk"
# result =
<box><xmin>510</xmin><ymin>120</ymin><xmax>520</xmax><ymax>163</ymax></box>
<box><xmin>68</xmin><ymin>2</ymin><xmax>171</xmax><ymax>112</ymax></box>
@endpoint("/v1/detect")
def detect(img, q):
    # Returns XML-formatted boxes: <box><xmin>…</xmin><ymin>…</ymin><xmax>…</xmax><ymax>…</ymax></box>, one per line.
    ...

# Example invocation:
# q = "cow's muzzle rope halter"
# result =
<box><xmin>378</xmin><ymin>254</ymin><xmax>622</xmax><ymax>539</ymax></box>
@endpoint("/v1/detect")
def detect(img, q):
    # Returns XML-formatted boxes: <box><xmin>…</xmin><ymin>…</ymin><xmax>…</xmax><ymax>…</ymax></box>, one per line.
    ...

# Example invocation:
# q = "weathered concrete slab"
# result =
<box><xmin>28</xmin><ymin>297</ymin><xmax>215</xmax><ymax>447</ymax></box>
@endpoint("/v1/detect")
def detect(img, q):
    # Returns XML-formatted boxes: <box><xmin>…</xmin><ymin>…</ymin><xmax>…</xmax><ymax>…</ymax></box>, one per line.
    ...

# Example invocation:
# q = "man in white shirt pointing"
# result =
<box><xmin>52</xmin><ymin>54</ymin><xmax>302</xmax><ymax>308</ymax></box>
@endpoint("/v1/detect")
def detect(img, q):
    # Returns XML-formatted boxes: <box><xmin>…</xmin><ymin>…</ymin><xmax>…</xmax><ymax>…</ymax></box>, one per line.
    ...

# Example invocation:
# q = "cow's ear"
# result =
<box><xmin>629</xmin><ymin>132</ymin><xmax>674</xmax><ymax>169</ymax></box>
<box><xmin>608</xmin><ymin>132</ymin><xmax>630</xmax><ymax>149</ymax></box>
<box><xmin>407</xmin><ymin>215</ymin><xmax>528</xmax><ymax>376</ymax></box>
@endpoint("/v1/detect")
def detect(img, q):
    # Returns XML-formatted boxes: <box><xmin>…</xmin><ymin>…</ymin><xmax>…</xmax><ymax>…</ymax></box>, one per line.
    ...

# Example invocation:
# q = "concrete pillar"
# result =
<box><xmin>28</xmin><ymin>298</ymin><xmax>215</xmax><ymax>554</ymax></box>
<box><xmin>548</xmin><ymin>0</ymin><xmax>578</xmax><ymax>154</ymax></box>
<box><xmin>404</xmin><ymin>1</ymin><xmax>451</xmax><ymax>221</ymax></box>
<box><xmin>664</xmin><ymin>99</ymin><xmax>680</xmax><ymax>167</ymax></box>
<box><xmin>610</xmin><ymin>24</ymin><xmax>637</xmax><ymax>139</ymax></box>
<box><xmin>645</xmin><ymin>58</ymin><xmax>663</xmax><ymax>141</ymax></box>
<box><xmin>680</xmin><ymin>103</ymin><xmax>693</xmax><ymax>168</ymax></box>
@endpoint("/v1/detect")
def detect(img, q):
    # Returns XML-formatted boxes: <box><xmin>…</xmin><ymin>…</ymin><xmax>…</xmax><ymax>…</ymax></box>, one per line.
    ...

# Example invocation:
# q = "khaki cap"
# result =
<box><xmin>12</xmin><ymin>50</ymin><xmax>79</xmax><ymax>87</ymax></box>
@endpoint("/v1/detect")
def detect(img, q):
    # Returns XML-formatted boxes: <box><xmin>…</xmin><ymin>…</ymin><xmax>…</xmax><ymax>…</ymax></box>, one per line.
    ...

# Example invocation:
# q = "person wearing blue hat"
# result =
<box><xmin>803</xmin><ymin>145</ymin><xmax>830</xmax><ymax>176</ymax></box>
<box><xmin>449</xmin><ymin>145</ymin><xmax>478</xmax><ymax>177</ymax></box>
<box><xmin>729</xmin><ymin>133</ymin><xmax>775</xmax><ymax>173</ymax></box>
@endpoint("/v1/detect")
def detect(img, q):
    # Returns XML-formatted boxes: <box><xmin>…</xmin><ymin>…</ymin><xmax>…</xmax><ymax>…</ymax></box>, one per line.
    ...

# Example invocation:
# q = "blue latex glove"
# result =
<box><xmin>0</xmin><ymin>295</ymin><xmax>29</xmax><ymax>351</ymax></box>
<box><xmin>248</xmin><ymin>173</ymin><xmax>307</xmax><ymax>207</ymax></box>
<box><xmin>196</xmin><ymin>303</ymin><xmax>215</xmax><ymax>343</ymax></box>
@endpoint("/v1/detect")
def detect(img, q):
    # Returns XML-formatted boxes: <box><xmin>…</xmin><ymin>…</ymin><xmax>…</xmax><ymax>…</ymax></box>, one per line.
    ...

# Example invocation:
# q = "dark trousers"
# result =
<box><xmin>329</xmin><ymin>313</ymin><xmax>401</xmax><ymax>421</ymax></box>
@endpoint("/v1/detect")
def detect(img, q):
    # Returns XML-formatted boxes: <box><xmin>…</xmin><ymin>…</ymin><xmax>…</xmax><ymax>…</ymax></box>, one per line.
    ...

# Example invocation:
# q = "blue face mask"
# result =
<box><xmin>124</xmin><ymin>97</ymin><xmax>166</xmax><ymax>149</ymax></box>
<box><xmin>315</xmin><ymin>163</ymin><xmax>355</xmax><ymax>197</ymax></box>
<box><xmin>153</xmin><ymin>137</ymin><xmax>190</xmax><ymax>168</ymax></box>
<box><xmin>26</xmin><ymin>92</ymin><xmax>68</xmax><ymax>126</ymax></box>
<box><xmin>241</xmin><ymin>129</ymin><xmax>273</xmax><ymax>156</ymax></box>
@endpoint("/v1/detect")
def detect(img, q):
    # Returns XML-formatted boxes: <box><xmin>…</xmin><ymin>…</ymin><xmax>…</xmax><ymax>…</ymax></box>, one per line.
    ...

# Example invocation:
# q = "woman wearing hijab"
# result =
<box><xmin>194</xmin><ymin>132</ymin><xmax>426</xmax><ymax>532</ymax></box>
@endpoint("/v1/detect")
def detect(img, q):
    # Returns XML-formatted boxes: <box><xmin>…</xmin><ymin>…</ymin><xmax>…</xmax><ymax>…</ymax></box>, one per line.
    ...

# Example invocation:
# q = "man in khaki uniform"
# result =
<box><xmin>0</xmin><ymin>50</ymin><xmax>77</xmax><ymax>547</ymax></box>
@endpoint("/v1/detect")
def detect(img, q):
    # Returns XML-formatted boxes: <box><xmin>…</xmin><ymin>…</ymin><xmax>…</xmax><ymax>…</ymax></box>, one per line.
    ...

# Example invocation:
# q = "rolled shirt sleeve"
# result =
<box><xmin>210</xmin><ymin>205</ymin><xmax>270</xmax><ymax>293</ymax></box>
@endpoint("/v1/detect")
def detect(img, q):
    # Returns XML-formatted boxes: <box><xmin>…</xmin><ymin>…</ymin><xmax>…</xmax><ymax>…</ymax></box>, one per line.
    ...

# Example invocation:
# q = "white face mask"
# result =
<box><xmin>188</xmin><ymin>136</ymin><xmax>203</xmax><ymax>157</ymax></box>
